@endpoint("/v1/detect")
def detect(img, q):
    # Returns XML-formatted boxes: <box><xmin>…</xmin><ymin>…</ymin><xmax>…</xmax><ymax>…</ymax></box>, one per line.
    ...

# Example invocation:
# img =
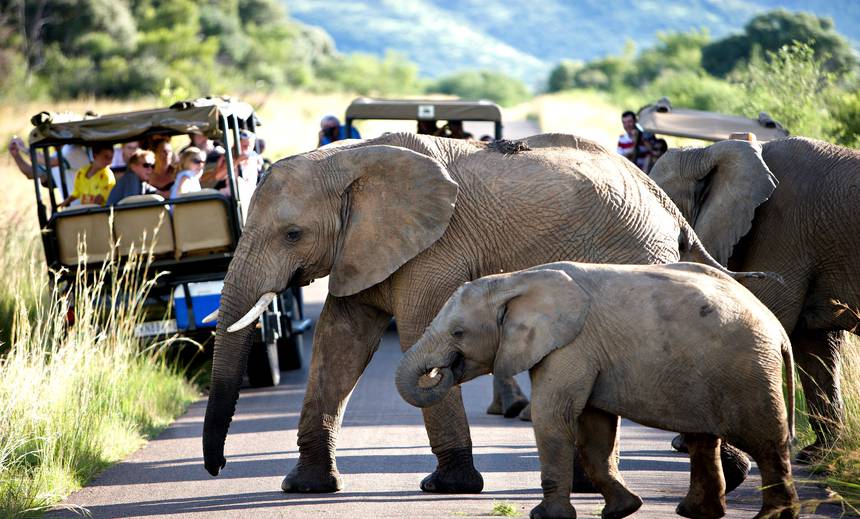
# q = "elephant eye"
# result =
<box><xmin>451</xmin><ymin>329</ymin><xmax>464</xmax><ymax>339</ymax></box>
<box><xmin>285</xmin><ymin>228</ymin><xmax>303</xmax><ymax>242</ymax></box>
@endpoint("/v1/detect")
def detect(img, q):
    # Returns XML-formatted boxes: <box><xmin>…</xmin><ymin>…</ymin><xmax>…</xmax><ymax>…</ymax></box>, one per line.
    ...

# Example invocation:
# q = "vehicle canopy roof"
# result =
<box><xmin>27</xmin><ymin>96</ymin><xmax>258</xmax><ymax>147</ymax></box>
<box><xmin>637</xmin><ymin>97</ymin><xmax>789</xmax><ymax>142</ymax></box>
<box><xmin>345</xmin><ymin>97</ymin><xmax>503</xmax><ymax>122</ymax></box>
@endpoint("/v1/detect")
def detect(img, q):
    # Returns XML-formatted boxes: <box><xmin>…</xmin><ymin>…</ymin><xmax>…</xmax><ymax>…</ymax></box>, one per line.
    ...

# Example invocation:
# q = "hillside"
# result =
<box><xmin>286</xmin><ymin>0</ymin><xmax>860</xmax><ymax>87</ymax></box>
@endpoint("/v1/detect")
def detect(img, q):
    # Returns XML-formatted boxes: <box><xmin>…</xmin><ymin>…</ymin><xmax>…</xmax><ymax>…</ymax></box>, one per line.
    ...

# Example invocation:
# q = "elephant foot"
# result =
<box><xmin>721</xmin><ymin>443</ymin><xmax>751</xmax><ymax>493</ymax></box>
<box><xmin>504</xmin><ymin>395</ymin><xmax>530</xmax><ymax>418</ymax></box>
<box><xmin>795</xmin><ymin>441</ymin><xmax>825</xmax><ymax>465</ymax></box>
<box><xmin>530</xmin><ymin>499</ymin><xmax>576</xmax><ymax>519</ymax></box>
<box><xmin>281</xmin><ymin>461</ymin><xmax>343</xmax><ymax>493</ymax></box>
<box><xmin>602</xmin><ymin>491</ymin><xmax>642</xmax><ymax>519</ymax></box>
<box><xmin>571</xmin><ymin>452</ymin><xmax>599</xmax><ymax>494</ymax></box>
<box><xmin>420</xmin><ymin>447</ymin><xmax>484</xmax><ymax>493</ymax></box>
<box><xmin>519</xmin><ymin>402</ymin><xmax>532</xmax><ymax>421</ymax></box>
<box><xmin>676</xmin><ymin>497</ymin><xmax>726</xmax><ymax>519</ymax></box>
<box><xmin>488</xmin><ymin>376</ymin><xmax>530</xmax><ymax>418</ymax></box>
<box><xmin>671</xmin><ymin>433</ymin><xmax>689</xmax><ymax>453</ymax></box>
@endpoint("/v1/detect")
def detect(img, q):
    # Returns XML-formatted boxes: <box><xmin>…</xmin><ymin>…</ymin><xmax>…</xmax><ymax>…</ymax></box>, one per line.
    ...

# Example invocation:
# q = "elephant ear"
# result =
<box><xmin>492</xmin><ymin>269</ymin><xmax>591</xmax><ymax>379</ymax></box>
<box><xmin>328</xmin><ymin>145</ymin><xmax>459</xmax><ymax>297</ymax></box>
<box><xmin>651</xmin><ymin>139</ymin><xmax>777</xmax><ymax>265</ymax></box>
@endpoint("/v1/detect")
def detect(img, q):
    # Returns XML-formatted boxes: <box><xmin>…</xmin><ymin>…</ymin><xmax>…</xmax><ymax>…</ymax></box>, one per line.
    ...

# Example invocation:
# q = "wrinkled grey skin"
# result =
<box><xmin>651</xmin><ymin>137</ymin><xmax>860</xmax><ymax>461</ymax></box>
<box><xmin>202</xmin><ymin>132</ymin><xmax>735</xmax><ymax>495</ymax></box>
<box><xmin>397</xmin><ymin>262</ymin><xmax>798</xmax><ymax>519</ymax></box>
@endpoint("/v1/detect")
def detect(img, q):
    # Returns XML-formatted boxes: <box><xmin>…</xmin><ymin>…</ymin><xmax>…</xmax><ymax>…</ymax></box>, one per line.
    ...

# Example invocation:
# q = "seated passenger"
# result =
<box><xmin>417</xmin><ymin>120</ymin><xmax>439</xmax><ymax>135</ymax></box>
<box><xmin>236</xmin><ymin>129</ymin><xmax>263</xmax><ymax>186</ymax></box>
<box><xmin>107</xmin><ymin>149</ymin><xmax>157</xmax><ymax>205</ymax></box>
<box><xmin>110</xmin><ymin>141</ymin><xmax>140</xmax><ymax>173</ymax></box>
<box><xmin>318</xmin><ymin>115</ymin><xmax>360</xmax><ymax>147</ymax></box>
<box><xmin>170</xmin><ymin>147</ymin><xmax>205</xmax><ymax>198</ymax></box>
<box><xmin>180</xmin><ymin>132</ymin><xmax>215</xmax><ymax>155</ymax></box>
<box><xmin>148</xmin><ymin>140</ymin><xmax>177</xmax><ymax>198</ymax></box>
<box><xmin>58</xmin><ymin>143</ymin><xmax>117</xmax><ymax>208</ymax></box>
<box><xmin>644</xmin><ymin>138</ymin><xmax>668</xmax><ymax>175</ymax></box>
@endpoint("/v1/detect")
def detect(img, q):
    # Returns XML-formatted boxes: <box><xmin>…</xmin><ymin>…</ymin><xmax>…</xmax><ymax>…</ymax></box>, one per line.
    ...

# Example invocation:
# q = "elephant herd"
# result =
<box><xmin>201</xmin><ymin>132</ymin><xmax>859</xmax><ymax>518</ymax></box>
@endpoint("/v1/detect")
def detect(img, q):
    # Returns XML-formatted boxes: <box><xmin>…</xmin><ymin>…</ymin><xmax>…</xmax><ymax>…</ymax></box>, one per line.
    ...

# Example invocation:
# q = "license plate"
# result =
<box><xmin>135</xmin><ymin>319</ymin><xmax>178</xmax><ymax>338</ymax></box>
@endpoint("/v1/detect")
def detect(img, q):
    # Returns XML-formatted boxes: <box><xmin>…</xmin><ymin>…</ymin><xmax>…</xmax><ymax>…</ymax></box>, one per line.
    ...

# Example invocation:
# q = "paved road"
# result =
<box><xmin>51</xmin><ymin>276</ymin><xmax>845</xmax><ymax>518</ymax></box>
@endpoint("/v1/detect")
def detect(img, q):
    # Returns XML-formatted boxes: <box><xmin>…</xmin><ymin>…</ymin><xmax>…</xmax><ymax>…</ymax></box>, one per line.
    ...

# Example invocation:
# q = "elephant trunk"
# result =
<box><xmin>396</xmin><ymin>341</ymin><xmax>462</xmax><ymax>408</ymax></box>
<box><xmin>202</xmin><ymin>238</ymin><xmax>291</xmax><ymax>476</ymax></box>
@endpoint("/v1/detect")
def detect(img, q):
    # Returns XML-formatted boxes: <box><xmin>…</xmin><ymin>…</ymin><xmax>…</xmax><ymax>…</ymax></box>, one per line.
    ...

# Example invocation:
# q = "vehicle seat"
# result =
<box><xmin>172</xmin><ymin>189</ymin><xmax>234</xmax><ymax>259</ymax></box>
<box><xmin>54</xmin><ymin>204</ymin><xmax>112</xmax><ymax>266</ymax></box>
<box><xmin>114</xmin><ymin>194</ymin><xmax>174</xmax><ymax>258</ymax></box>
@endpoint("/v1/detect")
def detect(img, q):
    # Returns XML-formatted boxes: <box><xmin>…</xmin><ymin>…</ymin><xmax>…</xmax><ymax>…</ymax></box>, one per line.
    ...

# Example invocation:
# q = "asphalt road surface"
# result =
<box><xmin>50</xmin><ymin>275</ymin><xmax>847</xmax><ymax>519</ymax></box>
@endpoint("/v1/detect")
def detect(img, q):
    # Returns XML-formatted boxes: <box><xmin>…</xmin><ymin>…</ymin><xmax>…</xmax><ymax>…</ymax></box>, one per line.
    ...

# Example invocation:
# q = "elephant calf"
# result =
<box><xmin>396</xmin><ymin>261</ymin><xmax>798</xmax><ymax>519</ymax></box>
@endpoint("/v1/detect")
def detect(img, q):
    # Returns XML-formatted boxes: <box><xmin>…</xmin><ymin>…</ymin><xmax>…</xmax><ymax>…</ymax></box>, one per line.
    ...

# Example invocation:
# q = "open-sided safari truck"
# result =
<box><xmin>637</xmin><ymin>97</ymin><xmax>789</xmax><ymax>142</ymax></box>
<box><xmin>26</xmin><ymin>97</ymin><xmax>311</xmax><ymax>387</ymax></box>
<box><xmin>345</xmin><ymin>97</ymin><xmax>504</xmax><ymax>139</ymax></box>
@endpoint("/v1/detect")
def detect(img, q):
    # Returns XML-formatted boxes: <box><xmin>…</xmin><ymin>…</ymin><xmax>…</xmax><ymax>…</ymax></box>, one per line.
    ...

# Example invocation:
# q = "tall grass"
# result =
<box><xmin>0</xmin><ymin>219</ymin><xmax>197</xmax><ymax>517</ymax></box>
<box><xmin>810</xmin><ymin>337</ymin><xmax>860</xmax><ymax>512</ymax></box>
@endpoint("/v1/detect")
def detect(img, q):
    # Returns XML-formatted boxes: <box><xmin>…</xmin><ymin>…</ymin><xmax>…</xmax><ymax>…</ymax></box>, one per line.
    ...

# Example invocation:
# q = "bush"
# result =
<box><xmin>427</xmin><ymin>69</ymin><xmax>530</xmax><ymax>106</ymax></box>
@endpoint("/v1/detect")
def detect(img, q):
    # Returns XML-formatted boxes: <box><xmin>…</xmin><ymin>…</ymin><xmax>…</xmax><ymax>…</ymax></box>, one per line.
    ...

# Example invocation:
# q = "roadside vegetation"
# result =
<box><xmin>0</xmin><ymin>203</ymin><xmax>197</xmax><ymax>517</ymax></box>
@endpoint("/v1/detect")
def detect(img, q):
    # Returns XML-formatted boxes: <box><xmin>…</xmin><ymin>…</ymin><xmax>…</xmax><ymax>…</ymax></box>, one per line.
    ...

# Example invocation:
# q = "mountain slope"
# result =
<box><xmin>285</xmin><ymin>0</ymin><xmax>860</xmax><ymax>87</ymax></box>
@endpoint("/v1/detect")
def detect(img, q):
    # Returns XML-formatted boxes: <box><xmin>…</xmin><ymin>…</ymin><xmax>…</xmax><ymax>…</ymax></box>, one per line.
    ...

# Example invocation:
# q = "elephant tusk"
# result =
<box><xmin>227</xmin><ymin>292</ymin><xmax>276</xmax><ymax>333</ymax></box>
<box><xmin>428</xmin><ymin>367</ymin><xmax>439</xmax><ymax>379</ymax></box>
<box><xmin>202</xmin><ymin>309</ymin><xmax>219</xmax><ymax>324</ymax></box>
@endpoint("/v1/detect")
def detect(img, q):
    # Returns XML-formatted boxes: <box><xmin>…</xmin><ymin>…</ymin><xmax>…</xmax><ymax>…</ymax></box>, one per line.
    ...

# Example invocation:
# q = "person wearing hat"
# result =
<box><xmin>318</xmin><ymin>115</ymin><xmax>360</xmax><ymax>147</ymax></box>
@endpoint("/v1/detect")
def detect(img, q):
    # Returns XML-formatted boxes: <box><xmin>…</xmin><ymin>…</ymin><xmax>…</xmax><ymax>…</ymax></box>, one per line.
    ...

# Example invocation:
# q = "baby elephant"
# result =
<box><xmin>396</xmin><ymin>261</ymin><xmax>798</xmax><ymax>519</ymax></box>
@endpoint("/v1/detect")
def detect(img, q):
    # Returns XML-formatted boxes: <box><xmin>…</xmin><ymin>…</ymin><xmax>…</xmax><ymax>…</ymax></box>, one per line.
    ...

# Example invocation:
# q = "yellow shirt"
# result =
<box><xmin>71</xmin><ymin>165</ymin><xmax>116</xmax><ymax>206</ymax></box>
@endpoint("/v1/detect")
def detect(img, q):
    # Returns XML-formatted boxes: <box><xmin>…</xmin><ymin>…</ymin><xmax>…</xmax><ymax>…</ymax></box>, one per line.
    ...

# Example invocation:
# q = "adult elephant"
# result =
<box><xmin>202</xmin><ymin>132</ymin><xmax>753</xmax><ymax>494</ymax></box>
<box><xmin>650</xmin><ymin>136</ymin><xmax>860</xmax><ymax>462</ymax></box>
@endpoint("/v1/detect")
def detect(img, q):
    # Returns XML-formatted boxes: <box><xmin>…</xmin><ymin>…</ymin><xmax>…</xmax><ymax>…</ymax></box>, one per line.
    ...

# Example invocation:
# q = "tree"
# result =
<box><xmin>702</xmin><ymin>9</ymin><xmax>858</xmax><ymax>77</ymax></box>
<box><xmin>546</xmin><ymin>60</ymin><xmax>581</xmax><ymax>93</ymax></box>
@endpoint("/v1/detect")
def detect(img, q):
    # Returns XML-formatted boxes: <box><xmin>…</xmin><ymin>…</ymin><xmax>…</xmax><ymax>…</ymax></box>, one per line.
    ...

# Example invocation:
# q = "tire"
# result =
<box><xmin>246</xmin><ymin>338</ymin><xmax>280</xmax><ymax>387</ymax></box>
<box><xmin>277</xmin><ymin>289</ymin><xmax>305</xmax><ymax>371</ymax></box>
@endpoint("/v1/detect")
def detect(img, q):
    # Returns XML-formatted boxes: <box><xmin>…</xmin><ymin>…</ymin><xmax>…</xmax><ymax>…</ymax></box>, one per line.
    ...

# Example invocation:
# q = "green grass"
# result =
<box><xmin>0</xmin><ymin>221</ymin><xmax>198</xmax><ymax>518</ymax></box>
<box><xmin>490</xmin><ymin>501</ymin><xmax>519</xmax><ymax>517</ymax></box>
<box><xmin>804</xmin><ymin>337</ymin><xmax>860</xmax><ymax>514</ymax></box>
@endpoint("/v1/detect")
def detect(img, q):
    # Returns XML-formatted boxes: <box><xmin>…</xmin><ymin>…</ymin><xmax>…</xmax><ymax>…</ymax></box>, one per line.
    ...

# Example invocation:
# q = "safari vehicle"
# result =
<box><xmin>636</xmin><ymin>97</ymin><xmax>789</xmax><ymax>142</ymax></box>
<box><xmin>345</xmin><ymin>97</ymin><xmax>504</xmax><ymax>140</ymax></box>
<box><xmin>26</xmin><ymin>97</ymin><xmax>311</xmax><ymax>387</ymax></box>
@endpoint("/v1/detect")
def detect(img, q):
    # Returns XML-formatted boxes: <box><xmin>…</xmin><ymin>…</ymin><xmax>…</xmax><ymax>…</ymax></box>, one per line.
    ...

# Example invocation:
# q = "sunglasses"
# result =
<box><xmin>142</xmin><ymin>162</ymin><xmax>155</xmax><ymax>168</ymax></box>
<box><xmin>192</xmin><ymin>158</ymin><xmax>205</xmax><ymax>164</ymax></box>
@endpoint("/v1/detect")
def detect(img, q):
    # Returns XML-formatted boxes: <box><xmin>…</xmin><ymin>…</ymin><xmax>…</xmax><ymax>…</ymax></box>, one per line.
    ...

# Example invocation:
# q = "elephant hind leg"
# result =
<box><xmin>747</xmin><ymin>442</ymin><xmax>799</xmax><ymax>519</ymax></box>
<box><xmin>792</xmin><ymin>328</ymin><xmax>846</xmax><ymax>463</ymax></box>
<box><xmin>575</xmin><ymin>407</ymin><xmax>642</xmax><ymax>519</ymax></box>
<box><xmin>487</xmin><ymin>375</ymin><xmax>529</xmax><ymax>417</ymax></box>
<box><xmin>676</xmin><ymin>433</ymin><xmax>726</xmax><ymax>519</ymax></box>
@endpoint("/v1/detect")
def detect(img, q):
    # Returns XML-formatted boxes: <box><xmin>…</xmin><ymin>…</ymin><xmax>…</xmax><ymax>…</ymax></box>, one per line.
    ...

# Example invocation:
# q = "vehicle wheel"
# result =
<box><xmin>277</xmin><ymin>288</ymin><xmax>305</xmax><ymax>371</ymax></box>
<box><xmin>247</xmin><ymin>339</ymin><xmax>280</xmax><ymax>387</ymax></box>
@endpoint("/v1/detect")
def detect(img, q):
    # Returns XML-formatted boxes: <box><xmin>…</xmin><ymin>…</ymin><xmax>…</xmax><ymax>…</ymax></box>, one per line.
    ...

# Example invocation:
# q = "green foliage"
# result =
<box><xmin>317</xmin><ymin>51</ymin><xmax>422</xmax><ymax>97</ymax></box>
<box><xmin>0</xmin><ymin>0</ymin><xmax>410</xmax><ymax>101</ymax></box>
<box><xmin>427</xmin><ymin>69</ymin><xmax>530</xmax><ymax>107</ymax></box>
<box><xmin>702</xmin><ymin>9</ymin><xmax>858</xmax><ymax>77</ymax></box>
<box><xmin>643</xmin><ymin>70</ymin><xmax>742</xmax><ymax>113</ymax></box>
<box><xmin>731</xmin><ymin>41</ymin><xmax>839</xmax><ymax>141</ymax></box>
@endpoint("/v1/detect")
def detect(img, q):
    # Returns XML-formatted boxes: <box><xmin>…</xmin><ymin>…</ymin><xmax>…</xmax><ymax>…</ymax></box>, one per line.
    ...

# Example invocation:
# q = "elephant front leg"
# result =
<box><xmin>419</xmin><ymin>386</ymin><xmax>484</xmax><ymax>493</ymax></box>
<box><xmin>396</xmin><ymin>320</ymin><xmax>483</xmax><ymax>493</ymax></box>
<box><xmin>282</xmin><ymin>297</ymin><xmax>390</xmax><ymax>493</ymax></box>
<box><xmin>793</xmin><ymin>329</ymin><xmax>846</xmax><ymax>463</ymax></box>
<box><xmin>531</xmin><ymin>408</ymin><xmax>577</xmax><ymax>519</ymax></box>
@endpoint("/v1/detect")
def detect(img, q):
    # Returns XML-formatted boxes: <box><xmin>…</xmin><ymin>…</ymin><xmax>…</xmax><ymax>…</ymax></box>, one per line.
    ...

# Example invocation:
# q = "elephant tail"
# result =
<box><xmin>782</xmin><ymin>338</ymin><xmax>796</xmax><ymax>441</ymax></box>
<box><xmin>678</xmin><ymin>225</ymin><xmax>784</xmax><ymax>284</ymax></box>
